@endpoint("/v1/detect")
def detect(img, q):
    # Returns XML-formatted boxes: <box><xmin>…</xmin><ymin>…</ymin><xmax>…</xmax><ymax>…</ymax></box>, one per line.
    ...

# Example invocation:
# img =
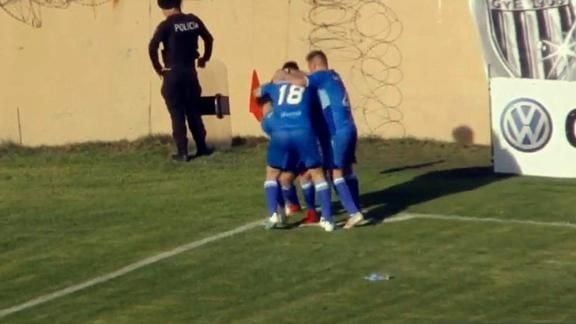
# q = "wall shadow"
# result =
<box><xmin>362</xmin><ymin>167</ymin><xmax>512</xmax><ymax>223</ymax></box>
<box><xmin>380</xmin><ymin>160</ymin><xmax>446</xmax><ymax>175</ymax></box>
<box><xmin>361</xmin><ymin>131</ymin><xmax>521</xmax><ymax>223</ymax></box>
<box><xmin>452</xmin><ymin>125</ymin><xmax>475</xmax><ymax>146</ymax></box>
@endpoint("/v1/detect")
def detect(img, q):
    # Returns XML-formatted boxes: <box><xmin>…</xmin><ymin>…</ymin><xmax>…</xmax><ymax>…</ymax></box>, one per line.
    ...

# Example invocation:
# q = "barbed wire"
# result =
<box><xmin>0</xmin><ymin>0</ymin><xmax>112</xmax><ymax>28</ymax></box>
<box><xmin>303</xmin><ymin>0</ymin><xmax>404</xmax><ymax>136</ymax></box>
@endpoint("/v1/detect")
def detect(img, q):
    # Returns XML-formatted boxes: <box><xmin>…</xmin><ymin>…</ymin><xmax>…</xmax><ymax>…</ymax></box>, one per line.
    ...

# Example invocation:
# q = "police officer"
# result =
<box><xmin>149</xmin><ymin>0</ymin><xmax>214</xmax><ymax>161</ymax></box>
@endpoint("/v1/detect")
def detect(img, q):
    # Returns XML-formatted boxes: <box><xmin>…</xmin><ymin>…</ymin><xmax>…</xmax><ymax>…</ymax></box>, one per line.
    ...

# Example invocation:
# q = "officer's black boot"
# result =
<box><xmin>171</xmin><ymin>153</ymin><xmax>191</xmax><ymax>162</ymax></box>
<box><xmin>191</xmin><ymin>130</ymin><xmax>212</xmax><ymax>157</ymax></box>
<box><xmin>172</xmin><ymin>145</ymin><xmax>191</xmax><ymax>162</ymax></box>
<box><xmin>194</xmin><ymin>145</ymin><xmax>213</xmax><ymax>158</ymax></box>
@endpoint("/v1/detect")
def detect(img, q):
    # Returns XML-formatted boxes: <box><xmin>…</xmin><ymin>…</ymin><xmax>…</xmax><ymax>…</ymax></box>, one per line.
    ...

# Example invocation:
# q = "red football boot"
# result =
<box><xmin>300</xmin><ymin>209</ymin><xmax>320</xmax><ymax>226</ymax></box>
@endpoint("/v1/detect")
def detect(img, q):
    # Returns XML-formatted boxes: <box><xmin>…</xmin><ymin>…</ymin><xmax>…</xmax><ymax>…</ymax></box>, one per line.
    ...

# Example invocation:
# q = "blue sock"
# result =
<box><xmin>315</xmin><ymin>181</ymin><xmax>333</xmax><ymax>222</ymax></box>
<box><xmin>346</xmin><ymin>174</ymin><xmax>360</xmax><ymax>209</ymax></box>
<box><xmin>301</xmin><ymin>182</ymin><xmax>316</xmax><ymax>210</ymax></box>
<box><xmin>264</xmin><ymin>181</ymin><xmax>280</xmax><ymax>216</ymax></box>
<box><xmin>282</xmin><ymin>184</ymin><xmax>301</xmax><ymax>207</ymax></box>
<box><xmin>334</xmin><ymin>178</ymin><xmax>360</xmax><ymax>215</ymax></box>
<box><xmin>276</xmin><ymin>182</ymin><xmax>285</xmax><ymax>210</ymax></box>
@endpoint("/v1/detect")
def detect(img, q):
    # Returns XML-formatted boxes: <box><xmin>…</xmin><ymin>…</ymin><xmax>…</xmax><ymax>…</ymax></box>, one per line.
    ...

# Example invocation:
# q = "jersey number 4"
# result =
<box><xmin>278</xmin><ymin>84</ymin><xmax>304</xmax><ymax>105</ymax></box>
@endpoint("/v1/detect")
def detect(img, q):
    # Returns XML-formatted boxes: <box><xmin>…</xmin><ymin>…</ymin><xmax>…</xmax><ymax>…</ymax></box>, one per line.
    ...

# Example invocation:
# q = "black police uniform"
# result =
<box><xmin>149</xmin><ymin>13</ymin><xmax>214</xmax><ymax>158</ymax></box>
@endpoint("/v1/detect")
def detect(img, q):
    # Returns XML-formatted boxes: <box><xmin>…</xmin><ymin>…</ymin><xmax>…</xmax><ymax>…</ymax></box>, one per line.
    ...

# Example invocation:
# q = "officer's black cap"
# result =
<box><xmin>158</xmin><ymin>0</ymin><xmax>182</xmax><ymax>9</ymax></box>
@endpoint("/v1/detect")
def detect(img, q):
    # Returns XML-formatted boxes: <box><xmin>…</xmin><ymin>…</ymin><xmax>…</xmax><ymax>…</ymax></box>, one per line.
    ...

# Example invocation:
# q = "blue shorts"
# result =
<box><xmin>324</xmin><ymin>128</ymin><xmax>357</xmax><ymax>169</ymax></box>
<box><xmin>267</xmin><ymin>129</ymin><xmax>322</xmax><ymax>171</ymax></box>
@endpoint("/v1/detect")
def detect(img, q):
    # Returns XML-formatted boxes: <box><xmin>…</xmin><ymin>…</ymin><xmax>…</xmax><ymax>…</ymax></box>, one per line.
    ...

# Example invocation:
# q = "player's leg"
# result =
<box><xmin>279</xmin><ymin>171</ymin><xmax>301</xmax><ymax>216</ymax></box>
<box><xmin>332</xmin><ymin>167</ymin><xmax>360</xmax><ymax>217</ymax></box>
<box><xmin>264</xmin><ymin>133</ymin><xmax>289</xmax><ymax>229</ymax></box>
<box><xmin>162</xmin><ymin>71</ymin><xmax>189</xmax><ymax>161</ymax></box>
<box><xmin>308</xmin><ymin>168</ymin><xmax>334</xmax><ymax>232</ymax></box>
<box><xmin>343</xmin><ymin>129</ymin><xmax>360</xmax><ymax>209</ymax></box>
<box><xmin>299</xmin><ymin>171</ymin><xmax>315</xmax><ymax>211</ymax></box>
<box><xmin>264</xmin><ymin>166</ymin><xmax>284</xmax><ymax>229</ymax></box>
<box><xmin>345</xmin><ymin>166</ymin><xmax>360</xmax><ymax>210</ymax></box>
<box><xmin>319</xmin><ymin>133</ymin><xmax>334</xmax><ymax>181</ymax></box>
<box><xmin>332</xmin><ymin>129</ymin><xmax>364</xmax><ymax>229</ymax></box>
<box><xmin>299</xmin><ymin>171</ymin><xmax>320</xmax><ymax>224</ymax></box>
<box><xmin>297</xmin><ymin>129</ymin><xmax>334</xmax><ymax>231</ymax></box>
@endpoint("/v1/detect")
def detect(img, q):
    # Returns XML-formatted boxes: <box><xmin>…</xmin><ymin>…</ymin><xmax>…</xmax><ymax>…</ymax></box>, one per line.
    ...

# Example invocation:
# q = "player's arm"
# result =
<box><xmin>254</xmin><ymin>83</ymin><xmax>273</xmax><ymax>116</ymax></box>
<box><xmin>197</xmin><ymin>18</ymin><xmax>214</xmax><ymax>68</ymax></box>
<box><xmin>272</xmin><ymin>69</ymin><xmax>308</xmax><ymax>86</ymax></box>
<box><xmin>253</xmin><ymin>87</ymin><xmax>263</xmax><ymax>98</ymax></box>
<box><xmin>148</xmin><ymin>22</ymin><xmax>168</xmax><ymax>76</ymax></box>
<box><xmin>253</xmin><ymin>82</ymin><xmax>272</xmax><ymax>98</ymax></box>
<box><xmin>262</xmin><ymin>102</ymin><xmax>272</xmax><ymax>116</ymax></box>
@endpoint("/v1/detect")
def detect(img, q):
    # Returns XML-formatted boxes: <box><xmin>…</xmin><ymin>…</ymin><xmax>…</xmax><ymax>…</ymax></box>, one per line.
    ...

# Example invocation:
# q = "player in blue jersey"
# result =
<box><xmin>276</xmin><ymin>62</ymin><xmax>304</xmax><ymax>217</ymax></box>
<box><xmin>281</xmin><ymin>50</ymin><xmax>364</xmax><ymax>229</ymax></box>
<box><xmin>306</xmin><ymin>51</ymin><xmax>364</xmax><ymax>229</ymax></box>
<box><xmin>278</xmin><ymin>62</ymin><xmax>322</xmax><ymax>225</ymax></box>
<box><xmin>254</xmin><ymin>66</ymin><xmax>335</xmax><ymax>232</ymax></box>
<box><xmin>261</xmin><ymin>62</ymin><xmax>310</xmax><ymax>220</ymax></box>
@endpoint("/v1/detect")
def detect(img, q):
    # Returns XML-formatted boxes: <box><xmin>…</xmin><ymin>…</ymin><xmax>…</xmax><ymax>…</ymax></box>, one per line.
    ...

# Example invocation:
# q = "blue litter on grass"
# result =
<box><xmin>364</xmin><ymin>273</ymin><xmax>393</xmax><ymax>282</ymax></box>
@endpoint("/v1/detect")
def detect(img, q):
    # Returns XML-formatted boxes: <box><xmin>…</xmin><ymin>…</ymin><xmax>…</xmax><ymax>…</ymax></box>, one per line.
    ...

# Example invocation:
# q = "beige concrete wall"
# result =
<box><xmin>0</xmin><ymin>0</ymin><xmax>490</xmax><ymax>146</ymax></box>
<box><xmin>392</xmin><ymin>0</ymin><xmax>490</xmax><ymax>143</ymax></box>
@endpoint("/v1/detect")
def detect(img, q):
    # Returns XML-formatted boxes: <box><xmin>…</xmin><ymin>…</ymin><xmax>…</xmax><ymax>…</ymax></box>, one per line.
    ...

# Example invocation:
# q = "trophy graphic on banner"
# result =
<box><xmin>471</xmin><ymin>0</ymin><xmax>576</xmax><ymax>80</ymax></box>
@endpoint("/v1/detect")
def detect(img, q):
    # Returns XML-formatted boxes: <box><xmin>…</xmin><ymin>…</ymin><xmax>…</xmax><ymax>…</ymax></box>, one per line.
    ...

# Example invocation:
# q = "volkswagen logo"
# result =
<box><xmin>501</xmin><ymin>99</ymin><xmax>553</xmax><ymax>153</ymax></box>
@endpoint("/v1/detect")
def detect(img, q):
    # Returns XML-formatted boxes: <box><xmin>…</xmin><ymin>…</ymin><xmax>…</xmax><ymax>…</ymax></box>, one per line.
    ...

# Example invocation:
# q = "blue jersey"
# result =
<box><xmin>261</xmin><ymin>82</ymin><xmax>314</xmax><ymax>131</ymax></box>
<box><xmin>261</xmin><ymin>111</ymin><xmax>274</xmax><ymax>135</ymax></box>
<box><xmin>307</xmin><ymin>70</ymin><xmax>356</xmax><ymax>134</ymax></box>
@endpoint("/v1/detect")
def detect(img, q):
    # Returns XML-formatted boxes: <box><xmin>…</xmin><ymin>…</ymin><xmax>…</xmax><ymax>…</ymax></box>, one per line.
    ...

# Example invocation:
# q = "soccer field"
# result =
<box><xmin>1</xmin><ymin>138</ymin><xmax>576</xmax><ymax>323</ymax></box>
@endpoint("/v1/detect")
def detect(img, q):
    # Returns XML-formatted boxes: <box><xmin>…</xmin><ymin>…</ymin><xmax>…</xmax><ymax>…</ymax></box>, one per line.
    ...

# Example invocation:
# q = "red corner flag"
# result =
<box><xmin>249</xmin><ymin>70</ymin><xmax>263</xmax><ymax>121</ymax></box>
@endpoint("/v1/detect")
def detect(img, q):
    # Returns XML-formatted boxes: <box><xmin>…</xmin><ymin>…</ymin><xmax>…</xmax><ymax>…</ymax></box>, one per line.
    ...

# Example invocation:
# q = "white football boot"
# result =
<box><xmin>344</xmin><ymin>212</ymin><xmax>365</xmax><ymax>229</ymax></box>
<box><xmin>319</xmin><ymin>218</ymin><xmax>335</xmax><ymax>232</ymax></box>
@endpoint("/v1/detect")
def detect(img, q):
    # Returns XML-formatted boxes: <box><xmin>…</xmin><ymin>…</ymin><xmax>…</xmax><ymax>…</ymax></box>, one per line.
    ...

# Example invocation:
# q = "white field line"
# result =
<box><xmin>2</xmin><ymin>212</ymin><xmax>575</xmax><ymax>319</ymax></box>
<box><xmin>404</xmin><ymin>213</ymin><xmax>576</xmax><ymax>229</ymax></box>
<box><xmin>0</xmin><ymin>220</ymin><xmax>263</xmax><ymax>320</ymax></box>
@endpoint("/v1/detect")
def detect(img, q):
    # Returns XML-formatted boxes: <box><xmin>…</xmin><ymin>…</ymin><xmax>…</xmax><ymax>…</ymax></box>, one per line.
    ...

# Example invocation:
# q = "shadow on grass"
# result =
<box><xmin>362</xmin><ymin>166</ymin><xmax>514</xmax><ymax>223</ymax></box>
<box><xmin>380</xmin><ymin>160</ymin><xmax>446</xmax><ymax>175</ymax></box>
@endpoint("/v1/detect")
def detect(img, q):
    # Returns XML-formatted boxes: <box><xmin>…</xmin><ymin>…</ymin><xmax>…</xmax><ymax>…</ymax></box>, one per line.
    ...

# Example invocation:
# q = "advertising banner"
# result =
<box><xmin>491</xmin><ymin>78</ymin><xmax>576</xmax><ymax>177</ymax></box>
<box><xmin>471</xmin><ymin>0</ymin><xmax>576</xmax><ymax>177</ymax></box>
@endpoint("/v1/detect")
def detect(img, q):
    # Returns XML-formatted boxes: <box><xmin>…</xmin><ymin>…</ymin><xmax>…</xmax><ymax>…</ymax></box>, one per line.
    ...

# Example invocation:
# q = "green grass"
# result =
<box><xmin>1</xmin><ymin>137</ymin><xmax>576</xmax><ymax>323</ymax></box>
